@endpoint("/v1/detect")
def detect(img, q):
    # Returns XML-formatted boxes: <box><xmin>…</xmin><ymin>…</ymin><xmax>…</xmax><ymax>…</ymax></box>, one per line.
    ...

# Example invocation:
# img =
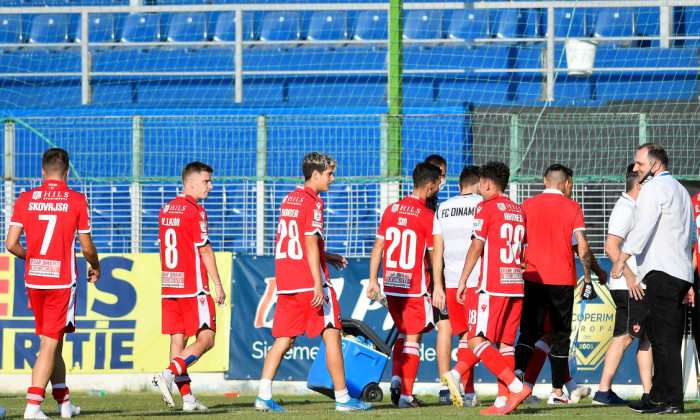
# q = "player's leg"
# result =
<box><xmin>546</xmin><ymin>285</ymin><xmax>574</xmax><ymax>403</ymax></box>
<box><xmin>26</xmin><ymin>336</ymin><xmax>61</xmax><ymax>420</ymax></box>
<box><xmin>514</xmin><ymin>281</ymin><xmax>547</xmax><ymax>375</ymax></box>
<box><xmin>637</xmin><ymin>333</ymin><xmax>652</xmax><ymax>394</ymax></box>
<box><xmin>166</xmin><ymin>334</ymin><xmax>196</xmax><ymax>410</ymax></box>
<box><xmin>399</xmin><ymin>332</ymin><xmax>423</xmax><ymax>408</ymax></box>
<box><xmin>594</xmin><ymin>291</ymin><xmax>633</xmax><ymax>404</ymax></box>
<box><xmin>390</xmin><ymin>333</ymin><xmax>405</xmax><ymax>405</ymax></box>
<box><xmin>49</xmin><ymin>341</ymin><xmax>80</xmax><ymax>418</ymax></box>
<box><xmin>154</xmin><ymin>298</ymin><xmax>188</xmax><ymax>408</ymax></box>
<box><xmin>435</xmin><ymin>312</ymin><xmax>453</xmax><ymax>405</ymax></box>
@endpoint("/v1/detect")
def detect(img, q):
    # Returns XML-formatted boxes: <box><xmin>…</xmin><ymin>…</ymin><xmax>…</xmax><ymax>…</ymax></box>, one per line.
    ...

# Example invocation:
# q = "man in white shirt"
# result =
<box><xmin>431</xmin><ymin>166</ymin><xmax>482</xmax><ymax>407</ymax></box>
<box><xmin>611</xmin><ymin>143</ymin><xmax>697</xmax><ymax>414</ymax></box>
<box><xmin>593</xmin><ymin>164</ymin><xmax>651</xmax><ymax>406</ymax></box>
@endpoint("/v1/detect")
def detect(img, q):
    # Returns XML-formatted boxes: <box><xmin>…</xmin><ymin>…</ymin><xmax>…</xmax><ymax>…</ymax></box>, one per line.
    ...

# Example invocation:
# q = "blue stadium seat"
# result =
<box><xmin>447</xmin><ymin>9</ymin><xmax>490</xmax><ymax>44</ymax></box>
<box><xmin>0</xmin><ymin>14</ymin><xmax>24</xmax><ymax>44</ymax></box>
<box><xmin>353</xmin><ymin>10</ymin><xmax>387</xmax><ymax>41</ymax></box>
<box><xmin>212</xmin><ymin>11</ymin><xmax>255</xmax><ymax>42</ymax></box>
<box><xmin>682</xmin><ymin>6</ymin><xmax>700</xmax><ymax>48</ymax></box>
<box><xmin>404</xmin><ymin>10</ymin><xmax>444</xmax><ymax>40</ymax></box>
<box><xmin>494</xmin><ymin>9</ymin><xmax>540</xmax><ymax>44</ymax></box>
<box><xmin>28</xmin><ymin>14</ymin><xmax>70</xmax><ymax>44</ymax></box>
<box><xmin>307</xmin><ymin>11</ymin><xmax>348</xmax><ymax>41</ymax></box>
<box><xmin>593</xmin><ymin>8</ymin><xmax>636</xmax><ymax>47</ymax></box>
<box><xmin>547</xmin><ymin>8</ymin><xmax>588</xmax><ymax>39</ymax></box>
<box><xmin>259</xmin><ymin>11</ymin><xmax>301</xmax><ymax>42</ymax></box>
<box><xmin>121</xmin><ymin>13</ymin><xmax>162</xmax><ymax>43</ymax></box>
<box><xmin>167</xmin><ymin>12</ymin><xmax>208</xmax><ymax>43</ymax></box>
<box><xmin>75</xmin><ymin>14</ymin><xmax>115</xmax><ymax>44</ymax></box>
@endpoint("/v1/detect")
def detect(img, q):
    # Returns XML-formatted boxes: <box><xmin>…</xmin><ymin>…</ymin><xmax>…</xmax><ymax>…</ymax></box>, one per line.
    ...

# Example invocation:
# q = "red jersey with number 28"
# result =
<box><xmin>377</xmin><ymin>195</ymin><xmax>435</xmax><ymax>297</ymax></box>
<box><xmin>275</xmin><ymin>186</ymin><xmax>331</xmax><ymax>294</ymax></box>
<box><xmin>472</xmin><ymin>193</ymin><xmax>527</xmax><ymax>297</ymax></box>
<box><xmin>10</xmin><ymin>180</ymin><xmax>91</xmax><ymax>289</ymax></box>
<box><xmin>159</xmin><ymin>195</ymin><xmax>210</xmax><ymax>298</ymax></box>
<box><xmin>693</xmin><ymin>192</ymin><xmax>700</xmax><ymax>269</ymax></box>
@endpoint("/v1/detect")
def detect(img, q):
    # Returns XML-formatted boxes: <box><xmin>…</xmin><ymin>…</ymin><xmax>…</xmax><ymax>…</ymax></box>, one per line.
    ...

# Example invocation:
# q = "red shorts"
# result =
<box><xmin>162</xmin><ymin>294</ymin><xmax>216</xmax><ymax>338</ymax></box>
<box><xmin>467</xmin><ymin>292</ymin><xmax>522</xmax><ymax>345</ymax></box>
<box><xmin>27</xmin><ymin>286</ymin><xmax>76</xmax><ymax>341</ymax></box>
<box><xmin>272</xmin><ymin>286</ymin><xmax>342</xmax><ymax>339</ymax></box>
<box><xmin>386</xmin><ymin>295</ymin><xmax>435</xmax><ymax>335</ymax></box>
<box><xmin>446</xmin><ymin>288</ymin><xmax>470</xmax><ymax>336</ymax></box>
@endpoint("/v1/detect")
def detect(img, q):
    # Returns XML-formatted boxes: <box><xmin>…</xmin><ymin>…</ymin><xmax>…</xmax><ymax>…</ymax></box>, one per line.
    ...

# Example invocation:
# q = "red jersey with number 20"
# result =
<box><xmin>377</xmin><ymin>195</ymin><xmax>435</xmax><ymax>297</ymax></box>
<box><xmin>275</xmin><ymin>186</ymin><xmax>331</xmax><ymax>294</ymax></box>
<box><xmin>693</xmin><ymin>192</ymin><xmax>700</xmax><ymax>270</ymax></box>
<box><xmin>10</xmin><ymin>180</ymin><xmax>91</xmax><ymax>289</ymax></box>
<box><xmin>472</xmin><ymin>193</ymin><xmax>527</xmax><ymax>297</ymax></box>
<box><xmin>159</xmin><ymin>195</ymin><xmax>210</xmax><ymax>298</ymax></box>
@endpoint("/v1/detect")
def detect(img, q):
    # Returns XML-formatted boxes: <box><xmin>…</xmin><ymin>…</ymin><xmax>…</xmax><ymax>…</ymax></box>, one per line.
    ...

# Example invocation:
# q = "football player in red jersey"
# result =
<box><xmin>6</xmin><ymin>148</ymin><xmax>101</xmax><ymax>420</ymax></box>
<box><xmin>449</xmin><ymin>161</ymin><xmax>530</xmax><ymax>415</ymax></box>
<box><xmin>367</xmin><ymin>162</ymin><xmax>441</xmax><ymax>408</ymax></box>
<box><xmin>255</xmin><ymin>152</ymin><xmax>370</xmax><ymax>412</ymax></box>
<box><xmin>152</xmin><ymin>162</ymin><xmax>226</xmax><ymax>411</ymax></box>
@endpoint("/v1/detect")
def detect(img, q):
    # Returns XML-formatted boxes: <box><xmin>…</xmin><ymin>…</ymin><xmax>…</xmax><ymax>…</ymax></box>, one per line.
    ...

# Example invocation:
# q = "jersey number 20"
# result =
<box><xmin>385</xmin><ymin>227</ymin><xmax>417</xmax><ymax>270</ymax></box>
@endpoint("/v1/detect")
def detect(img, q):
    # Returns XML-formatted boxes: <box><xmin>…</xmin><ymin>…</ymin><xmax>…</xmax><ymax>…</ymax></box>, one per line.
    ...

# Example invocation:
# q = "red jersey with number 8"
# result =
<box><xmin>159</xmin><ymin>194</ymin><xmax>210</xmax><ymax>298</ymax></box>
<box><xmin>472</xmin><ymin>193</ymin><xmax>527</xmax><ymax>296</ymax></box>
<box><xmin>10</xmin><ymin>180</ymin><xmax>91</xmax><ymax>289</ymax></box>
<box><xmin>275</xmin><ymin>186</ymin><xmax>330</xmax><ymax>294</ymax></box>
<box><xmin>377</xmin><ymin>195</ymin><xmax>435</xmax><ymax>297</ymax></box>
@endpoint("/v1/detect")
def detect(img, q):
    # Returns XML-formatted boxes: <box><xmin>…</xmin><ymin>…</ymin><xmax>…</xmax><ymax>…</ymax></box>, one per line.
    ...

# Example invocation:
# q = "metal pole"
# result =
<box><xmin>659</xmin><ymin>6</ymin><xmax>672</xmax><ymax>48</ymax></box>
<box><xmin>639</xmin><ymin>113</ymin><xmax>647</xmax><ymax>145</ymax></box>
<box><xmin>235</xmin><ymin>8</ymin><xmax>244</xmax><ymax>103</ymax></box>
<box><xmin>131</xmin><ymin>116</ymin><xmax>144</xmax><ymax>253</ymax></box>
<box><xmin>388</xmin><ymin>0</ymin><xmax>403</xmax><ymax>179</ymax></box>
<box><xmin>80</xmin><ymin>11</ymin><xmax>92</xmax><ymax>105</ymax></box>
<box><xmin>255</xmin><ymin>115</ymin><xmax>268</xmax><ymax>255</ymax></box>
<box><xmin>4</xmin><ymin>121</ymin><xmax>15</xmax><ymax>243</ymax></box>
<box><xmin>509</xmin><ymin>114</ymin><xmax>521</xmax><ymax>203</ymax></box>
<box><xmin>545</xmin><ymin>6</ymin><xmax>555</xmax><ymax>102</ymax></box>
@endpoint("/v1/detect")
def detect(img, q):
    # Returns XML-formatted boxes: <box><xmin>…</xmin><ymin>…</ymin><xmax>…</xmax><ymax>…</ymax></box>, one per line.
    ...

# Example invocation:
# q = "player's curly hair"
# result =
<box><xmin>42</xmin><ymin>148</ymin><xmax>70</xmax><ymax>176</ymax></box>
<box><xmin>480</xmin><ymin>161</ymin><xmax>510</xmax><ymax>191</ymax></box>
<box><xmin>302</xmin><ymin>152</ymin><xmax>337</xmax><ymax>180</ymax></box>
<box><xmin>182</xmin><ymin>161</ymin><xmax>214</xmax><ymax>182</ymax></box>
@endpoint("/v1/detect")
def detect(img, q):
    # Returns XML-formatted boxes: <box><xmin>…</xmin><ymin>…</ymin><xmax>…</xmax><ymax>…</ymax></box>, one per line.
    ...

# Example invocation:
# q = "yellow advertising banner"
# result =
<box><xmin>0</xmin><ymin>253</ymin><xmax>231</xmax><ymax>373</ymax></box>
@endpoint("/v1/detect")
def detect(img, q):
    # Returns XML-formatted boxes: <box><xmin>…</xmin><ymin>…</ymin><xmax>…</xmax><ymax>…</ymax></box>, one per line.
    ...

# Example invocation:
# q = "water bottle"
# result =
<box><xmin>87</xmin><ymin>389</ymin><xmax>105</xmax><ymax>396</ymax></box>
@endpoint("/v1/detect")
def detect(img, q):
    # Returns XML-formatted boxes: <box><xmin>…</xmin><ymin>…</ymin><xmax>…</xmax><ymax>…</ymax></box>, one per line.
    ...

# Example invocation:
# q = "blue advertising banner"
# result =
<box><xmin>228</xmin><ymin>255</ymin><xmax>644</xmax><ymax>386</ymax></box>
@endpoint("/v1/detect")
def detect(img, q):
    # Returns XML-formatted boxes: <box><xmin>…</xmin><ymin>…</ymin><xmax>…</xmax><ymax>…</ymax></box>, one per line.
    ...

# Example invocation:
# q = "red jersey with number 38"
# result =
<box><xmin>377</xmin><ymin>195</ymin><xmax>435</xmax><ymax>297</ymax></box>
<box><xmin>472</xmin><ymin>193</ymin><xmax>527</xmax><ymax>297</ymax></box>
<box><xmin>10</xmin><ymin>180</ymin><xmax>91</xmax><ymax>289</ymax></box>
<box><xmin>275</xmin><ymin>186</ymin><xmax>330</xmax><ymax>294</ymax></box>
<box><xmin>159</xmin><ymin>195</ymin><xmax>210</xmax><ymax>298</ymax></box>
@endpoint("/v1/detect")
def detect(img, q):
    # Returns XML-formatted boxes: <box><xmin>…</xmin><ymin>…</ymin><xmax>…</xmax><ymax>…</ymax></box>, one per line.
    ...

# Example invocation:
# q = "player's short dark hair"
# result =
<box><xmin>42</xmin><ymin>148</ymin><xmax>70</xmax><ymax>176</ymax></box>
<box><xmin>544</xmin><ymin>164</ymin><xmax>574</xmax><ymax>182</ymax></box>
<box><xmin>625</xmin><ymin>163</ymin><xmax>638</xmax><ymax>192</ymax></box>
<box><xmin>302</xmin><ymin>152</ymin><xmax>337</xmax><ymax>180</ymax></box>
<box><xmin>480</xmin><ymin>161</ymin><xmax>510</xmax><ymax>191</ymax></box>
<box><xmin>182</xmin><ymin>161</ymin><xmax>214</xmax><ymax>182</ymax></box>
<box><xmin>413</xmin><ymin>162</ymin><xmax>441</xmax><ymax>188</ymax></box>
<box><xmin>638</xmin><ymin>142</ymin><xmax>669</xmax><ymax>168</ymax></box>
<box><xmin>459</xmin><ymin>166</ymin><xmax>480</xmax><ymax>189</ymax></box>
<box><xmin>424</xmin><ymin>154</ymin><xmax>447</xmax><ymax>170</ymax></box>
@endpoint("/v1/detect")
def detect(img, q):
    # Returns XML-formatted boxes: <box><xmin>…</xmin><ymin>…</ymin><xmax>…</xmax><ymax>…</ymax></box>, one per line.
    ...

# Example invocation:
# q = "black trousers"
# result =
<box><xmin>645</xmin><ymin>270</ymin><xmax>691</xmax><ymax>407</ymax></box>
<box><xmin>514</xmin><ymin>281</ymin><xmax>574</xmax><ymax>389</ymax></box>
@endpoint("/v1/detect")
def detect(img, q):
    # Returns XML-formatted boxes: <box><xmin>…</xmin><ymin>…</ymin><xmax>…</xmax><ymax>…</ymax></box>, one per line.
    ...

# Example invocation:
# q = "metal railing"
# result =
<box><xmin>1</xmin><ymin>1</ymin><xmax>698</xmax><ymax>105</ymax></box>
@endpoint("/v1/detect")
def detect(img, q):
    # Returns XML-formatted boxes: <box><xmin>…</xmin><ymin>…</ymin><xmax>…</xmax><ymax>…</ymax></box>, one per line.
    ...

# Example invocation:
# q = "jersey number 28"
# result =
<box><xmin>276</xmin><ymin>219</ymin><xmax>303</xmax><ymax>260</ymax></box>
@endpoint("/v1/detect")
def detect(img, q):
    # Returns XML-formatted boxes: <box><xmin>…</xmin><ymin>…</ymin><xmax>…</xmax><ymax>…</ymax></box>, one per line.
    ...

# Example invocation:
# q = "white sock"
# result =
<box><xmin>334</xmin><ymin>388</ymin><xmax>350</xmax><ymax>404</ymax></box>
<box><xmin>391</xmin><ymin>376</ymin><xmax>401</xmax><ymax>384</ymax></box>
<box><xmin>399</xmin><ymin>394</ymin><xmax>414</xmax><ymax>403</ymax></box>
<box><xmin>440</xmin><ymin>384</ymin><xmax>448</xmax><ymax>390</ymax></box>
<box><xmin>565</xmin><ymin>380</ymin><xmax>578</xmax><ymax>393</ymax></box>
<box><xmin>258</xmin><ymin>379</ymin><xmax>273</xmax><ymax>400</ymax></box>
<box><xmin>450</xmin><ymin>369</ymin><xmax>461</xmax><ymax>380</ymax></box>
<box><xmin>494</xmin><ymin>395</ymin><xmax>507</xmax><ymax>408</ymax></box>
<box><xmin>507</xmin><ymin>378</ymin><xmax>524</xmax><ymax>393</ymax></box>
<box><xmin>162</xmin><ymin>369</ymin><xmax>175</xmax><ymax>381</ymax></box>
<box><xmin>183</xmin><ymin>393</ymin><xmax>195</xmax><ymax>404</ymax></box>
<box><xmin>465</xmin><ymin>392</ymin><xmax>477</xmax><ymax>399</ymax></box>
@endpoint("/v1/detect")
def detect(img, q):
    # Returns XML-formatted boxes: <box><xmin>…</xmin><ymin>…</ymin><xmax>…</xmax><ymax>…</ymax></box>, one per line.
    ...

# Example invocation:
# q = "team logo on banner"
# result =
<box><xmin>570</xmin><ymin>275</ymin><xmax>615</xmax><ymax>370</ymax></box>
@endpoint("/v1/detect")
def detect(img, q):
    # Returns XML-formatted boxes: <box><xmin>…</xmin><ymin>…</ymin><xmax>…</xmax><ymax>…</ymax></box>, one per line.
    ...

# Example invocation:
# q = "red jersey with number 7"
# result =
<box><xmin>10</xmin><ymin>180</ymin><xmax>91</xmax><ymax>289</ymax></box>
<box><xmin>275</xmin><ymin>186</ymin><xmax>330</xmax><ymax>294</ymax></box>
<box><xmin>159</xmin><ymin>194</ymin><xmax>210</xmax><ymax>298</ymax></box>
<box><xmin>377</xmin><ymin>195</ymin><xmax>435</xmax><ymax>297</ymax></box>
<box><xmin>471</xmin><ymin>193</ymin><xmax>527</xmax><ymax>297</ymax></box>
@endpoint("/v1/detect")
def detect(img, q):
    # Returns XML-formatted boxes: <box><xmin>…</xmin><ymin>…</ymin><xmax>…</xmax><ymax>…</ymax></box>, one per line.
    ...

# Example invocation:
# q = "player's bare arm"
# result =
<box><xmin>456</xmin><ymin>238</ymin><xmax>484</xmax><ymax>304</ymax></box>
<box><xmin>305</xmin><ymin>234</ymin><xmax>324</xmax><ymax>308</ymax></box>
<box><xmin>5</xmin><ymin>225</ymin><xmax>27</xmax><ymax>260</ymax></box>
<box><xmin>606</xmin><ymin>234</ymin><xmax>643</xmax><ymax>300</ymax></box>
<box><xmin>574</xmin><ymin>230</ymin><xmax>593</xmax><ymax>283</ymax></box>
<box><xmin>431</xmin><ymin>234</ymin><xmax>446</xmax><ymax>310</ymax></box>
<box><xmin>366</xmin><ymin>237</ymin><xmax>384</xmax><ymax>301</ymax></box>
<box><xmin>199</xmin><ymin>242</ymin><xmax>226</xmax><ymax>305</ymax></box>
<box><xmin>79</xmin><ymin>232</ymin><xmax>101</xmax><ymax>283</ymax></box>
<box><xmin>325</xmin><ymin>252</ymin><xmax>348</xmax><ymax>271</ymax></box>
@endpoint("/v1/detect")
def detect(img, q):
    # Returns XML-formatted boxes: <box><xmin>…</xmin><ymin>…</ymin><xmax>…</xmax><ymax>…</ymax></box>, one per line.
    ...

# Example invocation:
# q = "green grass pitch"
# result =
<box><xmin>0</xmin><ymin>393</ymin><xmax>698</xmax><ymax>418</ymax></box>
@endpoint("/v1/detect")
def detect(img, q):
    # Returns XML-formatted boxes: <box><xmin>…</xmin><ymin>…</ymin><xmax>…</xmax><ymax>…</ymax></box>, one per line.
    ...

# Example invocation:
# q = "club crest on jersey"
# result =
<box><xmin>633</xmin><ymin>324</ymin><xmax>641</xmax><ymax>333</ymax></box>
<box><xmin>32</xmin><ymin>191</ymin><xmax>42</xmax><ymax>200</ymax></box>
<box><xmin>313</xmin><ymin>209</ymin><xmax>322</xmax><ymax>221</ymax></box>
<box><xmin>473</xmin><ymin>219</ymin><xmax>484</xmax><ymax>231</ymax></box>
<box><xmin>497</xmin><ymin>203</ymin><xmax>506</xmax><ymax>211</ymax></box>
<box><xmin>199</xmin><ymin>220</ymin><xmax>207</xmax><ymax>232</ymax></box>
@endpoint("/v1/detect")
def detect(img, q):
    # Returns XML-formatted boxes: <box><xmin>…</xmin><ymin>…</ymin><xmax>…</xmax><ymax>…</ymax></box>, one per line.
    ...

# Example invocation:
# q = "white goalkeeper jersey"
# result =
<box><xmin>433</xmin><ymin>193</ymin><xmax>483</xmax><ymax>289</ymax></box>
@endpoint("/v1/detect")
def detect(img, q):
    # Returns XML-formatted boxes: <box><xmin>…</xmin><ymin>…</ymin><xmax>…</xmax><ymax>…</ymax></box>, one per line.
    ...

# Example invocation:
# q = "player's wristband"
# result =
<box><xmin>581</xmin><ymin>282</ymin><xmax>597</xmax><ymax>300</ymax></box>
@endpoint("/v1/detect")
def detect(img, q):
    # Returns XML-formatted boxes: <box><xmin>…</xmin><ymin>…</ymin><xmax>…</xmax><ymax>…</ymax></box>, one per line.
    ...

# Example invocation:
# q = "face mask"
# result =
<box><xmin>438</xmin><ymin>177</ymin><xmax>446</xmax><ymax>191</ymax></box>
<box><xmin>639</xmin><ymin>162</ymin><xmax>657</xmax><ymax>185</ymax></box>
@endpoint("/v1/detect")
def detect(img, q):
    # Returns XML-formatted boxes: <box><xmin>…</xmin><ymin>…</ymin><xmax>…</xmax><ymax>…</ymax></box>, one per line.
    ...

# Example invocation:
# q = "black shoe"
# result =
<box><xmin>642</xmin><ymin>404</ymin><xmax>684</xmax><ymax>414</ymax></box>
<box><xmin>390</xmin><ymin>382</ymin><xmax>400</xmax><ymax>406</ymax></box>
<box><xmin>413</xmin><ymin>395</ymin><xmax>428</xmax><ymax>407</ymax></box>
<box><xmin>628</xmin><ymin>393</ymin><xmax>655</xmax><ymax>413</ymax></box>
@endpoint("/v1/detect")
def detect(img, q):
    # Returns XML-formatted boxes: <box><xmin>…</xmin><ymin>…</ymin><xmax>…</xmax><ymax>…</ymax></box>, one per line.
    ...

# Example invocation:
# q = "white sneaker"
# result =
<box><xmin>568</xmin><ymin>386</ymin><xmax>591</xmax><ymax>404</ymax></box>
<box><xmin>440</xmin><ymin>371</ymin><xmax>463</xmax><ymax>408</ymax></box>
<box><xmin>183</xmin><ymin>399</ymin><xmax>208</xmax><ymax>411</ymax></box>
<box><xmin>547</xmin><ymin>392</ymin><xmax>572</xmax><ymax>405</ymax></box>
<box><xmin>522</xmin><ymin>395</ymin><xmax>541</xmax><ymax>405</ymax></box>
<box><xmin>153</xmin><ymin>372</ymin><xmax>175</xmax><ymax>408</ymax></box>
<box><xmin>59</xmin><ymin>402</ymin><xmax>81</xmax><ymax>418</ymax></box>
<box><xmin>24</xmin><ymin>405</ymin><xmax>49</xmax><ymax>420</ymax></box>
<box><xmin>463</xmin><ymin>394</ymin><xmax>481</xmax><ymax>407</ymax></box>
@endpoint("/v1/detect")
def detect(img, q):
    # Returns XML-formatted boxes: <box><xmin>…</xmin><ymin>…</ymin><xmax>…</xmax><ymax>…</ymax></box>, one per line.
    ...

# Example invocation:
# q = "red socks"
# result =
<box><xmin>473</xmin><ymin>341</ymin><xmax>517</xmax><ymax>387</ymax></box>
<box><xmin>27</xmin><ymin>387</ymin><xmax>45</xmax><ymax>406</ymax></box>
<box><xmin>52</xmin><ymin>385</ymin><xmax>70</xmax><ymax>404</ymax></box>
<box><xmin>167</xmin><ymin>356</ymin><xmax>188</xmax><ymax>377</ymax></box>
<box><xmin>175</xmin><ymin>375</ymin><xmax>192</xmax><ymax>396</ymax></box>
<box><xmin>392</xmin><ymin>335</ymin><xmax>405</xmax><ymax>379</ymax></box>
<box><xmin>400</xmin><ymin>342</ymin><xmax>421</xmax><ymax>397</ymax></box>
<box><xmin>498</xmin><ymin>347</ymin><xmax>516</xmax><ymax>397</ymax></box>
